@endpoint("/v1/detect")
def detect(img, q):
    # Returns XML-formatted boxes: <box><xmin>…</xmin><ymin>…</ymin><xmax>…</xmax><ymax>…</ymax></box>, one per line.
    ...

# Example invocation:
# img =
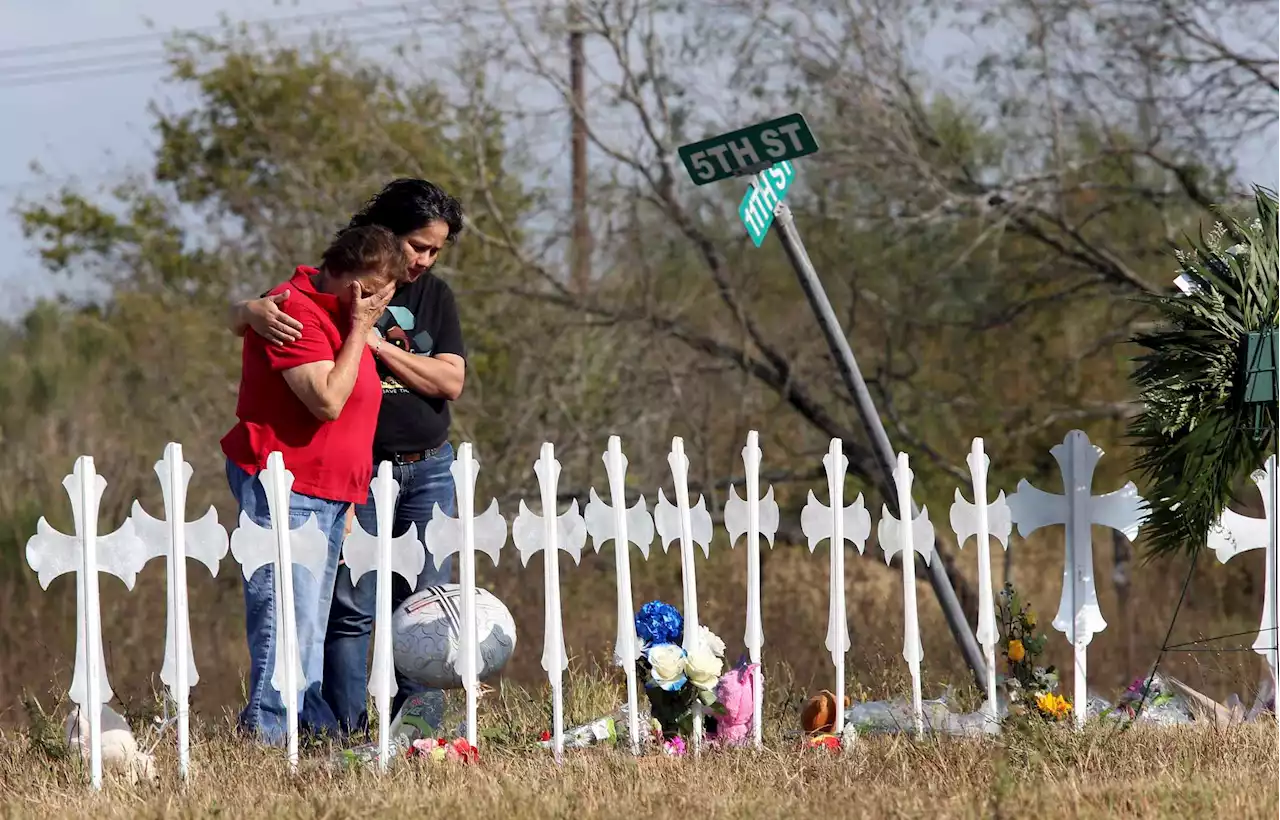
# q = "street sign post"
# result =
<box><xmin>676</xmin><ymin>113</ymin><xmax>989</xmax><ymax>690</ymax></box>
<box><xmin>739</xmin><ymin>161</ymin><xmax>795</xmax><ymax>247</ymax></box>
<box><xmin>678</xmin><ymin>113</ymin><xmax>818</xmax><ymax>185</ymax></box>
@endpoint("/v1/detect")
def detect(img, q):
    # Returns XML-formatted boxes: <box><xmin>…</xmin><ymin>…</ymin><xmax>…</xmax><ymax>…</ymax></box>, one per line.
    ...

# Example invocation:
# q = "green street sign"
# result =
<box><xmin>678</xmin><ymin>113</ymin><xmax>819</xmax><ymax>186</ymax></box>
<box><xmin>739</xmin><ymin>161</ymin><xmax>796</xmax><ymax>247</ymax></box>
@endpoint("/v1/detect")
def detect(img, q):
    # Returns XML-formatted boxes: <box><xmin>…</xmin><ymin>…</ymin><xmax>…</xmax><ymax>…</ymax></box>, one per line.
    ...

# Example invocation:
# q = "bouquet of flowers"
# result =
<box><xmin>997</xmin><ymin>583</ymin><xmax>1068</xmax><ymax>722</ymax></box>
<box><xmin>633</xmin><ymin>600</ymin><xmax>728</xmax><ymax>740</ymax></box>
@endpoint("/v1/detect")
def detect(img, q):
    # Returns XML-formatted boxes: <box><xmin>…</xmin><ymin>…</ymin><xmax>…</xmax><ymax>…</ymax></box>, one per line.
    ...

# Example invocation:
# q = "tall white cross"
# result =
<box><xmin>228</xmin><ymin>451</ymin><xmax>331</xmax><ymax>770</ymax></box>
<box><xmin>878</xmin><ymin>451</ymin><xmax>935</xmax><ymax>737</ymax></box>
<box><xmin>26</xmin><ymin>456</ymin><xmax>147</xmax><ymax>790</ymax></box>
<box><xmin>724</xmin><ymin>430</ymin><xmax>780</xmax><ymax>749</ymax></box>
<box><xmin>799</xmin><ymin>438</ymin><xmax>871</xmax><ymax>736</ymax></box>
<box><xmin>583</xmin><ymin>435</ymin><xmax>654</xmax><ymax>756</ymax></box>
<box><xmin>425</xmin><ymin>443</ymin><xmax>508</xmax><ymax>751</ymax></box>
<box><xmin>949</xmin><ymin>437</ymin><xmax>1012</xmax><ymax>726</ymax></box>
<box><xmin>1208</xmin><ymin>455</ymin><xmax>1277</xmax><ymax>684</ymax></box>
<box><xmin>653</xmin><ymin>436</ymin><xmax>715</xmax><ymax>755</ymax></box>
<box><xmin>513</xmin><ymin>443</ymin><xmax>586</xmax><ymax>764</ymax></box>
<box><xmin>343</xmin><ymin>461</ymin><xmax>426</xmax><ymax>772</ymax></box>
<box><xmin>130</xmin><ymin>443</ymin><xmax>229</xmax><ymax>780</ymax></box>
<box><xmin>1007</xmin><ymin>429</ymin><xmax>1145</xmax><ymax>729</ymax></box>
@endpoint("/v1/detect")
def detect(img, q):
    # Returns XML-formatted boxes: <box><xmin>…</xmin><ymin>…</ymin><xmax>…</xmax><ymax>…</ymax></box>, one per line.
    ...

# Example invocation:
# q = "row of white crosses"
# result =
<box><xmin>802</xmin><ymin>431</ymin><xmax>1146</xmax><ymax>734</ymax></box>
<box><xmin>25</xmin><ymin>443</ymin><xmax>509</xmax><ymax>784</ymax></box>
<box><xmin>25</xmin><ymin>431</ymin><xmax>1276</xmax><ymax>787</ymax></box>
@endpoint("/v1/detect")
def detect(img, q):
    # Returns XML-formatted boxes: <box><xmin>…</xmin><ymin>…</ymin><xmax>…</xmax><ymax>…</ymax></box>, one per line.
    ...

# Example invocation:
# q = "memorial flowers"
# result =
<box><xmin>997</xmin><ymin>583</ymin><xmax>1063</xmax><ymax>720</ymax></box>
<box><xmin>634</xmin><ymin>600</ymin><xmax>728</xmax><ymax>740</ymax></box>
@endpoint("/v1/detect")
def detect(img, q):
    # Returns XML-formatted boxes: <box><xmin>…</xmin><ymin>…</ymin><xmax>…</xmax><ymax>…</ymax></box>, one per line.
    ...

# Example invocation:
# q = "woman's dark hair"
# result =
<box><xmin>346</xmin><ymin>178</ymin><xmax>465</xmax><ymax>242</ymax></box>
<box><xmin>320</xmin><ymin>225</ymin><xmax>408</xmax><ymax>281</ymax></box>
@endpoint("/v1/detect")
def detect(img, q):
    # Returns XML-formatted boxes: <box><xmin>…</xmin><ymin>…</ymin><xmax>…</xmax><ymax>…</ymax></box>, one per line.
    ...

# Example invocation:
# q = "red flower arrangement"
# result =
<box><xmin>804</xmin><ymin>734</ymin><xmax>842</xmax><ymax>753</ymax></box>
<box><xmin>406</xmin><ymin>737</ymin><xmax>480</xmax><ymax>764</ymax></box>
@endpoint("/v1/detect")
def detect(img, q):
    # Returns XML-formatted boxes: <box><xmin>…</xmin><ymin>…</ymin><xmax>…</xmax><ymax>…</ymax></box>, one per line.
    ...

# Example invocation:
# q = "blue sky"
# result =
<box><xmin>0</xmin><ymin>0</ymin><xmax>407</xmax><ymax>317</ymax></box>
<box><xmin>1</xmin><ymin>1</ymin><xmax>1276</xmax><ymax>320</ymax></box>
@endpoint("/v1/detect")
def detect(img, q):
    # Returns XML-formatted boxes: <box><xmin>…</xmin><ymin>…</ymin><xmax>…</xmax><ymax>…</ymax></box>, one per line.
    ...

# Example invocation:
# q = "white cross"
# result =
<box><xmin>800</xmin><ymin>437</ymin><xmax>871</xmax><ymax>736</ymax></box>
<box><xmin>723</xmin><ymin>430</ymin><xmax>780</xmax><ymax>748</ymax></box>
<box><xmin>130</xmin><ymin>442</ymin><xmax>228</xmax><ymax>780</ymax></box>
<box><xmin>878</xmin><ymin>451</ymin><xmax>935</xmax><ymax>737</ymax></box>
<box><xmin>1208</xmin><ymin>455</ymin><xmax>1277</xmax><ymax>684</ymax></box>
<box><xmin>653</xmin><ymin>436</ymin><xmax>715</xmax><ymax>755</ymax></box>
<box><xmin>583</xmin><ymin>435</ymin><xmax>654</xmax><ymax>756</ymax></box>
<box><xmin>949</xmin><ymin>437</ymin><xmax>1012</xmax><ymax>726</ymax></box>
<box><xmin>513</xmin><ymin>443</ymin><xmax>585</xmax><ymax>764</ymax></box>
<box><xmin>26</xmin><ymin>456</ymin><xmax>147</xmax><ymax>790</ymax></box>
<box><xmin>343</xmin><ymin>460</ymin><xmax>426</xmax><ymax>772</ymax></box>
<box><xmin>1007</xmin><ymin>429</ymin><xmax>1145</xmax><ymax>728</ymax></box>
<box><xmin>425</xmin><ymin>443</ymin><xmax>508</xmax><ymax>751</ymax></box>
<box><xmin>228</xmin><ymin>452</ymin><xmax>330</xmax><ymax>770</ymax></box>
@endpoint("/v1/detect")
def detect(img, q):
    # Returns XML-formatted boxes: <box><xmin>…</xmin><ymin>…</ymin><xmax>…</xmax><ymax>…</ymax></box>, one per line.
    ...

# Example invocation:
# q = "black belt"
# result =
<box><xmin>377</xmin><ymin>444</ymin><xmax>447</xmax><ymax>465</ymax></box>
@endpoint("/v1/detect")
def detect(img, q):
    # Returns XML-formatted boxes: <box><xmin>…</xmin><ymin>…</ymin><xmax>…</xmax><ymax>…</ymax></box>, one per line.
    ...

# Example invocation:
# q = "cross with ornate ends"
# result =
<box><xmin>583</xmin><ymin>435</ymin><xmax>654</xmax><ymax>756</ymax></box>
<box><xmin>130</xmin><ymin>442</ymin><xmax>229</xmax><ymax>780</ymax></box>
<box><xmin>949</xmin><ymin>437</ymin><xmax>1012</xmax><ymax>725</ymax></box>
<box><xmin>425</xmin><ymin>443</ymin><xmax>508</xmax><ymax>751</ymax></box>
<box><xmin>800</xmin><ymin>437</ymin><xmax>871</xmax><ymax>737</ymax></box>
<box><xmin>1208</xmin><ymin>455</ymin><xmax>1277</xmax><ymax>683</ymax></box>
<box><xmin>724</xmin><ymin>430</ymin><xmax>781</xmax><ymax>749</ymax></box>
<box><xmin>512</xmin><ymin>443</ymin><xmax>585</xmax><ymax>764</ymax></box>
<box><xmin>1007</xmin><ymin>429</ymin><xmax>1145</xmax><ymax>728</ymax></box>
<box><xmin>878</xmin><ymin>451</ymin><xmax>935</xmax><ymax>738</ymax></box>
<box><xmin>26</xmin><ymin>456</ymin><xmax>147</xmax><ymax>790</ymax></box>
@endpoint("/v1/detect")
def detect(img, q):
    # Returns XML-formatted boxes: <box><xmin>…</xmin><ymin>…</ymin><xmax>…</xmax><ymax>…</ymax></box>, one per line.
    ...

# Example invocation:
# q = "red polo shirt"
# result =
<box><xmin>221</xmin><ymin>267</ymin><xmax>382</xmax><ymax>504</ymax></box>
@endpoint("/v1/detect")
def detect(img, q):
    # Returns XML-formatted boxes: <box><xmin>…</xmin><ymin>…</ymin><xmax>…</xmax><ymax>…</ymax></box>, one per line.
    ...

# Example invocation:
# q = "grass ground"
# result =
<box><xmin>2</xmin><ymin>676</ymin><xmax>1277</xmax><ymax>819</ymax></box>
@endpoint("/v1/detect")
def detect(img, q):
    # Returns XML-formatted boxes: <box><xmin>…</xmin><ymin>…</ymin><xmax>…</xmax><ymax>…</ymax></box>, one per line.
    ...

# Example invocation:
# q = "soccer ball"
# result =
<box><xmin>391</xmin><ymin>585</ymin><xmax>517</xmax><ymax>690</ymax></box>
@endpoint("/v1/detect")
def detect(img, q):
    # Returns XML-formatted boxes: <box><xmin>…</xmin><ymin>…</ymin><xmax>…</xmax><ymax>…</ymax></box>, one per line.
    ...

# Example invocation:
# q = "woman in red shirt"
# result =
<box><xmin>221</xmin><ymin>225</ymin><xmax>404</xmax><ymax>745</ymax></box>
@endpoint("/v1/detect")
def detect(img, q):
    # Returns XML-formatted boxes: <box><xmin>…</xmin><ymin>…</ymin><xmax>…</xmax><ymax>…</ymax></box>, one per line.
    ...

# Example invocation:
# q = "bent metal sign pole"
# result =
<box><xmin>676</xmin><ymin>113</ymin><xmax>988</xmax><ymax>689</ymax></box>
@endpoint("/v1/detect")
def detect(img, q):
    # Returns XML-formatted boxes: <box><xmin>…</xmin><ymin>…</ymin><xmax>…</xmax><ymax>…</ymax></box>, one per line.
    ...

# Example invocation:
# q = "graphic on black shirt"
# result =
<box><xmin>368</xmin><ymin>273</ymin><xmax>466</xmax><ymax>455</ymax></box>
<box><xmin>375</xmin><ymin>305</ymin><xmax>435</xmax><ymax>393</ymax></box>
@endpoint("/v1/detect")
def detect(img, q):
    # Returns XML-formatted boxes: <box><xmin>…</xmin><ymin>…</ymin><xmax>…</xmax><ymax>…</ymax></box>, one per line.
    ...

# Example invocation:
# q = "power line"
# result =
<box><xmin>0</xmin><ymin>4</ymin><xmax>539</xmax><ymax>90</ymax></box>
<box><xmin>0</xmin><ymin>1</ymin><xmax>435</xmax><ymax>61</ymax></box>
<box><xmin>0</xmin><ymin>17</ymin><xmax>433</xmax><ymax>82</ymax></box>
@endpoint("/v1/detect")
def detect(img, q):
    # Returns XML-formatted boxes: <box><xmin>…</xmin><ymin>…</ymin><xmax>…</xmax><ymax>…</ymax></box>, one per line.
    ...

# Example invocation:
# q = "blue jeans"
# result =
<box><xmin>322</xmin><ymin>443</ymin><xmax>456</xmax><ymax>736</ymax></box>
<box><xmin>226</xmin><ymin>460</ymin><xmax>349</xmax><ymax>745</ymax></box>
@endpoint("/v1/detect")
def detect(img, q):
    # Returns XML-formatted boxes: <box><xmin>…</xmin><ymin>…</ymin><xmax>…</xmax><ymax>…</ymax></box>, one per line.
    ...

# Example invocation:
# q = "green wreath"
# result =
<box><xmin>1128</xmin><ymin>186</ymin><xmax>1278</xmax><ymax>559</ymax></box>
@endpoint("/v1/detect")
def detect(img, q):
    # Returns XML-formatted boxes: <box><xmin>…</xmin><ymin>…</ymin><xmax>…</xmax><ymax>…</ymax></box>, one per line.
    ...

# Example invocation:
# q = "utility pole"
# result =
<box><xmin>568</xmin><ymin>0</ymin><xmax>591</xmax><ymax>292</ymax></box>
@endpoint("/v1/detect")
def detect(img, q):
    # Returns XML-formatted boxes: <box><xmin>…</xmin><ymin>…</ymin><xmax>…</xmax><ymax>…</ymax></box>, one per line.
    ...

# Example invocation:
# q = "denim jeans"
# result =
<box><xmin>226</xmin><ymin>460</ymin><xmax>349</xmax><ymax>746</ymax></box>
<box><xmin>322</xmin><ymin>443</ymin><xmax>456</xmax><ymax>736</ymax></box>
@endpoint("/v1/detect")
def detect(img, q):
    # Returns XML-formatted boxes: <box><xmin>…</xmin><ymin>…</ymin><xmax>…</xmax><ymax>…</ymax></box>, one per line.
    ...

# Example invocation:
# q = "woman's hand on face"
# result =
<box><xmin>350</xmin><ymin>280</ymin><xmax>395</xmax><ymax>332</ymax></box>
<box><xmin>247</xmin><ymin>291</ymin><xmax>304</xmax><ymax>345</ymax></box>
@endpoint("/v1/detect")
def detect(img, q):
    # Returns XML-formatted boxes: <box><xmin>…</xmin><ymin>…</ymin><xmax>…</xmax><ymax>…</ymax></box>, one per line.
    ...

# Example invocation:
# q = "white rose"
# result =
<box><xmin>647</xmin><ymin>644</ymin><xmax>687</xmax><ymax>690</ymax></box>
<box><xmin>684</xmin><ymin>644</ymin><xmax>723</xmax><ymax>692</ymax></box>
<box><xmin>699</xmin><ymin>626</ymin><xmax>726</xmax><ymax>658</ymax></box>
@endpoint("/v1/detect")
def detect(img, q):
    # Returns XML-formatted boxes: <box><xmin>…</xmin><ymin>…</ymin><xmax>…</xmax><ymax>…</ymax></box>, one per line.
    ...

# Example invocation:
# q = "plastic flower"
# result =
<box><xmin>1025</xmin><ymin>610</ymin><xmax>1037</xmax><ymax>628</ymax></box>
<box><xmin>806</xmin><ymin>734</ymin><xmax>842</xmax><ymax>752</ymax></box>
<box><xmin>663</xmin><ymin>736</ymin><xmax>687</xmax><ymax>757</ymax></box>
<box><xmin>684</xmin><ymin>643</ymin><xmax>724</xmax><ymax>691</ymax></box>
<box><xmin>1007</xmin><ymin>639</ymin><xmax>1026</xmax><ymax>663</ymax></box>
<box><xmin>1035</xmin><ymin>691</ymin><xmax>1072</xmax><ymax>720</ymax></box>
<box><xmin>539</xmin><ymin>730</ymin><xmax>551</xmax><ymax>742</ymax></box>
<box><xmin>636</xmin><ymin>601</ymin><xmax>684</xmax><ymax>646</ymax></box>
<box><xmin>698</xmin><ymin>625</ymin><xmax>726</xmax><ymax>657</ymax></box>
<box><xmin>646</xmin><ymin>643</ymin><xmax>688</xmax><ymax>690</ymax></box>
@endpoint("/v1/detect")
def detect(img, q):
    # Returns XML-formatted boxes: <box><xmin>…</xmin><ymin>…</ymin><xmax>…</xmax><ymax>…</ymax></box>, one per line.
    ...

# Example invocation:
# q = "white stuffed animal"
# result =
<box><xmin>64</xmin><ymin>704</ymin><xmax>156</xmax><ymax>786</ymax></box>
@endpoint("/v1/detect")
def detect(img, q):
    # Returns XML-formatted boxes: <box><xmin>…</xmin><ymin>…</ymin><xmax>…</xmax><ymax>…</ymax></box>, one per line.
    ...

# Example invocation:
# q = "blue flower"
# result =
<box><xmin>636</xmin><ymin>600</ymin><xmax>683</xmax><ymax>647</ymax></box>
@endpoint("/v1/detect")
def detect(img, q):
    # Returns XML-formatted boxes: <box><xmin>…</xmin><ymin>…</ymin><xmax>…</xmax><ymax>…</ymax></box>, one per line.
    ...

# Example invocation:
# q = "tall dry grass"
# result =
<box><xmin>1</xmin><ymin>675</ymin><xmax>1276</xmax><ymax>819</ymax></box>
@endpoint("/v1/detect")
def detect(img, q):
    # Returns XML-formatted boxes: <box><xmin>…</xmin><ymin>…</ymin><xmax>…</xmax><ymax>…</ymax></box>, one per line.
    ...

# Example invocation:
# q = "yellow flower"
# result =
<box><xmin>1025</xmin><ymin>611</ymin><xmax>1037</xmax><ymax>628</ymax></box>
<box><xmin>1007</xmin><ymin>639</ymin><xmax>1026</xmax><ymax>663</ymax></box>
<box><xmin>1035</xmin><ymin>692</ymin><xmax>1072</xmax><ymax>720</ymax></box>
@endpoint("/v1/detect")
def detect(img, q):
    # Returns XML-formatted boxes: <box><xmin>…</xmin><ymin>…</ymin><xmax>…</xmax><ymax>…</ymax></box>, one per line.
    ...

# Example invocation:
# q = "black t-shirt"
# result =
<box><xmin>370</xmin><ymin>273</ymin><xmax>465</xmax><ymax>455</ymax></box>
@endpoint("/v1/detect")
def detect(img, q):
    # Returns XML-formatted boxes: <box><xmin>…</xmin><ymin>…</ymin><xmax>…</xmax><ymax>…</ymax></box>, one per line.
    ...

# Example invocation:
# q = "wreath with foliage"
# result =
<box><xmin>1128</xmin><ymin>186</ymin><xmax>1277</xmax><ymax>559</ymax></box>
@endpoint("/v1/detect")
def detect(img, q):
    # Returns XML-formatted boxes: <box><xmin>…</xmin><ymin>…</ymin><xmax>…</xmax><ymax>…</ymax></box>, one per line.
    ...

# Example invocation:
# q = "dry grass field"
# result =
<box><xmin>2</xmin><ymin>675</ymin><xmax>1277</xmax><ymax>820</ymax></box>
